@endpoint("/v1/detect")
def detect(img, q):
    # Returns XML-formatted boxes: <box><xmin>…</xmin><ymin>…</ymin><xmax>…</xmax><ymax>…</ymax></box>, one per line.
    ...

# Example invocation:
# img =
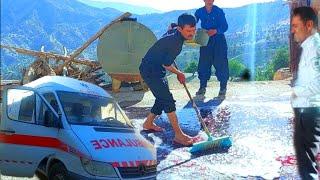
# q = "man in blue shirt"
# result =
<box><xmin>195</xmin><ymin>0</ymin><xmax>229</xmax><ymax>97</ymax></box>
<box><xmin>139</xmin><ymin>14</ymin><xmax>196</xmax><ymax>146</ymax></box>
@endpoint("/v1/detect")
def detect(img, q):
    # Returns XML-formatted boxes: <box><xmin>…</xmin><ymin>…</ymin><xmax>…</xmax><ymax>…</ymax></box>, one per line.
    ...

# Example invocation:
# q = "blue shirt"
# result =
<box><xmin>195</xmin><ymin>6</ymin><xmax>228</xmax><ymax>34</ymax></box>
<box><xmin>139</xmin><ymin>31</ymin><xmax>185</xmax><ymax>78</ymax></box>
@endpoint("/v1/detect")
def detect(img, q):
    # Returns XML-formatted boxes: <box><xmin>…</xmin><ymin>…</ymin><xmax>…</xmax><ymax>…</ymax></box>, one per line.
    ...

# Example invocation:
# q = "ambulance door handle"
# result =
<box><xmin>0</xmin><ymin>129</ymin><xmax>16</xmax><ymax>135</ymax></box>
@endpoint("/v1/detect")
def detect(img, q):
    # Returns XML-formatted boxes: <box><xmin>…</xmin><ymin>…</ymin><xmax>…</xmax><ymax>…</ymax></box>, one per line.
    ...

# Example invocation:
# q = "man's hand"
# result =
<box><xmin>163</xmin><ymin>64</ymin><xmax>185</xmax><ymax>84</ymax></box>
<box><xmin>207</xmin><ymin>29</ymin><xmax>217</xmax><ymax>36</ymax></box>
<box><xmin>177</xmin><ymin>72</ymin><xmax>186</xmax><ymax>84</ymax></box>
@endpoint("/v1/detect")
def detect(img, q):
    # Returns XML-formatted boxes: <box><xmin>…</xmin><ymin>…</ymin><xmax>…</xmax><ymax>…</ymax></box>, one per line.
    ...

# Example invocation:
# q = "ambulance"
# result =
<box><xmin>0</xmin><ymin>76</ymin><xmax>157</xmax><ymax>180</ymax></box>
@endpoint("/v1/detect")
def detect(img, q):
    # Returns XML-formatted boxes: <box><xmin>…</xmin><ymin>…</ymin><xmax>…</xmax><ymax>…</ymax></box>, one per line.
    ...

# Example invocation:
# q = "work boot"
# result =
<box><xmin>196</xmin><ymin>87</ymin><xmax>206</xmax><ymax>95</ymax></box>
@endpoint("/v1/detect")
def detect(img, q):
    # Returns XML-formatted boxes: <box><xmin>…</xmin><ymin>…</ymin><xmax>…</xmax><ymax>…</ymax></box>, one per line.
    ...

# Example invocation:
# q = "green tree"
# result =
<box><xmin>229</xmin><ymin>58</ymin><xmax>246</xmax><ymax>77</ymax></box>
<box><xmin>270</xmin><ymin>47</ymin><xmax>289</xmax><ymax>72</ymax></box>
<box><xmin>255</xmin><ymin>64</ymin><xmax>274</xmax><ymax>81</ymax></box>
<box><xmin>255</xmin><ymin>47</ymin><xmax>289</xmax><ymax>81</ymax></box>
<box><xmin>184</xmin><ymin>61</ymin><xmax>198</xmax><ymax>76</ymax></box>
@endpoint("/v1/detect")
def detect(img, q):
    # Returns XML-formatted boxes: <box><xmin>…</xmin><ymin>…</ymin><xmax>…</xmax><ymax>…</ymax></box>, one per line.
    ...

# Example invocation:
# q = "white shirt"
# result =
<box><xmin>291</xmin><ymin>32</ymin><xmax>320</xmax><ymax>108</ymax></box>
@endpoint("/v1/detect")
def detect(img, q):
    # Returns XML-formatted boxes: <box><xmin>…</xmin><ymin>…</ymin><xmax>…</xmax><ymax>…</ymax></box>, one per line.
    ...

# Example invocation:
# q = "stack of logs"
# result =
<box><xmin>1</xmin><ymin>44</ymin><xmax>108</xmax><ymax>88</ymax></box>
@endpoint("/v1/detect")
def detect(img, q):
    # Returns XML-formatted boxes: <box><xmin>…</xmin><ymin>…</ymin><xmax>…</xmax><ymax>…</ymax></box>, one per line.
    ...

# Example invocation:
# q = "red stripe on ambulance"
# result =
<box><xmin>0</xmin><ymin>133</ymin><xmax>157</xmax><ymax>167</ymax></box>
<box><xmin>121</xmin><ymin>161</ymin><xmax>128</xmax><ymax>167</ymax></box>
<box><xmin>0</xmin><ymin>133</ymin><xmax>86</xmax><ymax>158</ymax></box>
<box><xmin>111</xmin><ymin>160</ymin><xmax>157</xmax><ymax>167</ymax></box>
<box><xmin>0</xmin><ymin>133</ymin><xmax>68</xmax><ymax>151</ymax></box>
<box><xmin>129</xmin><ymin>161</ymin><xmax>135</xmax><ymax>167</ymax></box>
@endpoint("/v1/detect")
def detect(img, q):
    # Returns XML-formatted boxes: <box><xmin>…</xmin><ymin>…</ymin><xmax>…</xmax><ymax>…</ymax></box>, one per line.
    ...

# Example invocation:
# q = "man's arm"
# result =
<box><xmin>293</xmin><ymin>75</ymin><xmax>320</xmax><ymax>97</ymax></box>
<box><xmin>293</xmin><ymin>50</ymin><xmax>320</xmax><ymax>97</ymax></box>
<box><xmin>163</xmin><ymin>64</ymin><xmax>182</xmax><ymax>75</ymax></box>
<box><xmin>163</xmin><ymin>64</ymin><xmax>185</xmax><ymax>84</ymax></box>
<box><xmin>162</xmin><ymin>45</ymin><xmax>185</xmax><ymax>84</ymax></box>
<box><xmin>207</xmin><ymin>9</ymin><xmax>228</xmax><ymax>36</ymax></box>
<box><xmin>216</xmin><ymin>9</ymin><xmax>228</xmax><ymax>34</ymax></box>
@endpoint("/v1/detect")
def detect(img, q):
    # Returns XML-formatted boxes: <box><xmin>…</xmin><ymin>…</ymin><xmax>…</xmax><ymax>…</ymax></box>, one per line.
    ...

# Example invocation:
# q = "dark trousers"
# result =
<box><xmin>293</xmin><ymin>107</ymin><xmax>320</xmax><ymax>180</ymax></box>
<box><xmin>197</xmin><ymin>35</ymin><xmax>229</xmax><ymax>89</ymax></box>
<box><xmin>141</xmin><ymin>74</ymin><xmax>176</xmax><ymax>115</ymax></box>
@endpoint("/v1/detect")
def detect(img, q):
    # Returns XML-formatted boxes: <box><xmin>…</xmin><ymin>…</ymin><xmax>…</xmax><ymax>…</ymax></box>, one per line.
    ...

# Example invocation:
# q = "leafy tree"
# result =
<box><xmin>255</xmin><ymin>64</ymin><xmax>274</xmax><ymax>81</ymax></box>
<box><xmin>270</xmin><ymin>47</ymin><xmax>289</xmax><ymax>72</ymax></box>
<box><xmin>255</xmin><ymin>47</ymin><xmax>289</xmax><ymax>81</ymax></box>
<box><xmin>184</xmin><ymin>61</ymin><xmax>198</xmax><ymax>76</ymax></box>
<box><xmin>229</xmin><ymin>58</ymin><xmax>246</xmax><ymax>77</ymax></box>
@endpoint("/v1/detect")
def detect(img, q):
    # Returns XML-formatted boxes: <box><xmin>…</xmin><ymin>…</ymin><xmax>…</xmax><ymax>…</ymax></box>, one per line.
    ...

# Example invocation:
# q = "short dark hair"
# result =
<box><xmin>293</xmin><ymin>6</ymin><xmax>318</xmax><ymax>28</ymax></box>
<box><xmin>177</xmin><ymin>13</ymin><xmax>196</xmax><ymax>28</ymax></box>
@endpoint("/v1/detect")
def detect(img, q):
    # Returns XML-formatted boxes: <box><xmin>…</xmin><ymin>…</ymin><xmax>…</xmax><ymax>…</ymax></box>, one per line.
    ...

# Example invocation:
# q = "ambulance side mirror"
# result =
<box><xmin>44</xmin><ymin>110</ymin><xmax>62</xmax><ymax>128</ymax></box>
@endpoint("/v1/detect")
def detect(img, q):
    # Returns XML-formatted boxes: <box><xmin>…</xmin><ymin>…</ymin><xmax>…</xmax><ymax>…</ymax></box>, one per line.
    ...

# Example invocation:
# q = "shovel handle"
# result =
<box><xmin>182</xmin><ymin>83</ymin><xmax>193</xmax><ymax>104</ymax></box>
<box><xmin>173</xmin><ymin>62</ymin><xmax>211</xmax><ymax>136</ymax></box>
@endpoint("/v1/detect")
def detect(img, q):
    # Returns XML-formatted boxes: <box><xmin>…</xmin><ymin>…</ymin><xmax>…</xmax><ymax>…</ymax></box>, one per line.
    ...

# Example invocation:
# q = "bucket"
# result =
<box><xmin>184</xmin><ymin>28</ymin><xmax>209</xmax><ymax>47</ymax></box>
<box><xmin>195</xmin><ymin>28</ymin><xmax>209</xmax><ymax>46</ymax></box>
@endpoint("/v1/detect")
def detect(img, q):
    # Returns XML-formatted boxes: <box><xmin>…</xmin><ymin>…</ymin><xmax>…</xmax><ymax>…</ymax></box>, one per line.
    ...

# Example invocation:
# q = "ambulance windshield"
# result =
<box><xmin>57</xmin><ymin>91</ymin><xmax>133</xmax><ymax>128</ymax></box>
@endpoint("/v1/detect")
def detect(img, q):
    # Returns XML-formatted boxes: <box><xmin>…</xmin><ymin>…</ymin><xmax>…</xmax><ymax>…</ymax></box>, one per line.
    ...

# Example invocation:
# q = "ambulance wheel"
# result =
<box><xmin>48</xmin><ymin>162</ymin><xmax>69</xmax><ymax>180</ymax></box>
<box><xmin>35</xmin><ymin>170</ymin><xmax>47</xmax><ymax>180</ymax></box>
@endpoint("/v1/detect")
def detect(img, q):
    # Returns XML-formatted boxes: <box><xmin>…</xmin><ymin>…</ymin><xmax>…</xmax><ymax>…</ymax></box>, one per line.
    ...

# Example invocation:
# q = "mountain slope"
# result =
<box><xmin>77</xmin><ymin>0</ymin><xmax>161</xmax><ymax>14</ymax></box>
<box><xmin>1</xmin><ymin>0</ymin><xmax>289</xmax><ymax>79</ymax></box>
<box><xmin>137</xmin><ymin>0</ymin><xmax>289</xmax><ymax>37</ymax></box>
<box><xmin>1</xmin><ymin>0</ymin><xmax>122</xmax><ymax>65</ymax></box>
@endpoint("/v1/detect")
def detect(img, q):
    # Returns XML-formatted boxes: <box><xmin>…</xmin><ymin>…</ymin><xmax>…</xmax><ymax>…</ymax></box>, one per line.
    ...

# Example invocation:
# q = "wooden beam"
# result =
<box><xmin>0</xmin><ymin>44</ymin><xmax>100</xmax><ymax>67</ymax></box>
<box><xmin>55</xmin><ymin>12</ymin><xmax>131</xmax><ymax>74</ymax></box>
<box><xmin>69</xmin><ymin>12</ymin><xmax>132</xmax><ymax>59</ymax></box>
<box><xmin>1</xmin><ymin>12</ymin><xmax>131</xmax><ymax>74</ymax></box>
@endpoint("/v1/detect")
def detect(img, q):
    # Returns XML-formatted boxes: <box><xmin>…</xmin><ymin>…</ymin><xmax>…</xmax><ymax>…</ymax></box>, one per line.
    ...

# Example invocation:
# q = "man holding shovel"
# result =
<box><xmin>139</xmin><ymin>14</ymin><xmax>196</xmax><ymax>146</ymax></box>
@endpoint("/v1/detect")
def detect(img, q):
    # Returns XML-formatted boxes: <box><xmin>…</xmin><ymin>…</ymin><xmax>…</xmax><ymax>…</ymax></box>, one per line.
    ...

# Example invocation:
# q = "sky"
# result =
<box><xmin>95</xmin><ymin>0</ymin><xmax>277</xmax><ymax>11</ymax></box>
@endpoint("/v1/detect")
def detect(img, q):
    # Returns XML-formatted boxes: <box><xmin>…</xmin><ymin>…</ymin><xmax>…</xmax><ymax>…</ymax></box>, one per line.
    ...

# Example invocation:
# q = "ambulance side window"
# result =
<box><xmin>7</xmin><ymin>89</ymin><xmax>35</xmax><ymax>123</ymax></box>
<box><xmin>43</xmin><ymin>93</ymin><xmax>60</xmax><ymax>114</ymax></box>
<box><xmin>37</xmin><ymin>93</ymin><xmax>60</xmax><ymax>126</ymax></box>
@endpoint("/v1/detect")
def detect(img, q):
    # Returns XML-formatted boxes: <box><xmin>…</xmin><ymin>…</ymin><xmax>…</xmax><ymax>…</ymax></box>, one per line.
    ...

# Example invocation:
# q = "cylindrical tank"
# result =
<box><xmin>97</xmin><ymin>18</ymin><xmax>157</xmax><ymax>92</ymax></box>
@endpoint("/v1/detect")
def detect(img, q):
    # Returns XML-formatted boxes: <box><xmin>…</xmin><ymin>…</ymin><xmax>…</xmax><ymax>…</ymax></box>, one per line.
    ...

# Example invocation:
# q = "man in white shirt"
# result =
<box><xmin>291</xmin><ymin>6</ymin><xmax>320</xmax><ymax>179</ymax></box>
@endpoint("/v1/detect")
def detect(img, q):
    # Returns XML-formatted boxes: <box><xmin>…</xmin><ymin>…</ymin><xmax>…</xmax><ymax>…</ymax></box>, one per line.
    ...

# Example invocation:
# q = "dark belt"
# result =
<box><xmin>294</xmin><ymin>107</ymin><xmax>320</xmax><ymax>114</ymax></box>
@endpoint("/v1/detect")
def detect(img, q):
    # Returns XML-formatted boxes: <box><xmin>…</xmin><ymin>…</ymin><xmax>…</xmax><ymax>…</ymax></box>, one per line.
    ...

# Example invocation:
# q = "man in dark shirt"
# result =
<box><xmin>139</xmin><ymin>14</ymin><xmax>196</xmax><ymax>146</ymax></box>
<box><xmin>195</xmin><ymin>0</ymin><xmax>229</xmax><ymax>97</ymax></box>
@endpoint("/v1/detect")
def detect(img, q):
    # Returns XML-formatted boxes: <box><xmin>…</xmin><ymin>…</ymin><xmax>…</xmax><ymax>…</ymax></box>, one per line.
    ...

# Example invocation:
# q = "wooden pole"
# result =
<box><xmin>0</xmin><ymin>44</ymin><xmax>100</xmax><ymax>67</ymax></box>
<box><xmin>70</xmin><ymin>12</ymin><xmax>131</xmax><ymax>59</ymax></box>
<box><xmin>55</xmin><ymin>12</ymin><xmax>132</xmax><ymax>74</ymax></box>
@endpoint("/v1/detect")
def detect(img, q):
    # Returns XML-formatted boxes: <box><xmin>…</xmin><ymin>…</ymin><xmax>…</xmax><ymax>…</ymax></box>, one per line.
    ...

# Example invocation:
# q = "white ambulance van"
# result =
<box><xmin>0</xmin><ymin>76</ymin><xmax>157</xmax><ymax>180</ymax></box>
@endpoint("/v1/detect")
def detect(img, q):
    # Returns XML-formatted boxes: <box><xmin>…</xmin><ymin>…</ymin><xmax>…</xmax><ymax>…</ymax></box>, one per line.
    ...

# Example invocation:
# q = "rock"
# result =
<box><xmin>273</xmin><ymin>67</ymin><xmax>292</xmax><ymax>80</ymax></box>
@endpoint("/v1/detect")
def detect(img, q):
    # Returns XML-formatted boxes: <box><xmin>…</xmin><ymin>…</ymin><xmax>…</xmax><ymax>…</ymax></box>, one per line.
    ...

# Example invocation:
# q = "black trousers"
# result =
<box><xmin>293</xmin><ymin>107</ymin><xmax>320</xmax><ymax>180</ymax></box>
<box><xmin>140</xmin><ymin>73</ymin><xmax>176</xmax><ymax>115</ymax></box>
<box><xmin>197</xmin><ymin>35</ymin><xmax>229</xmax><ymax>89</ymax></box>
